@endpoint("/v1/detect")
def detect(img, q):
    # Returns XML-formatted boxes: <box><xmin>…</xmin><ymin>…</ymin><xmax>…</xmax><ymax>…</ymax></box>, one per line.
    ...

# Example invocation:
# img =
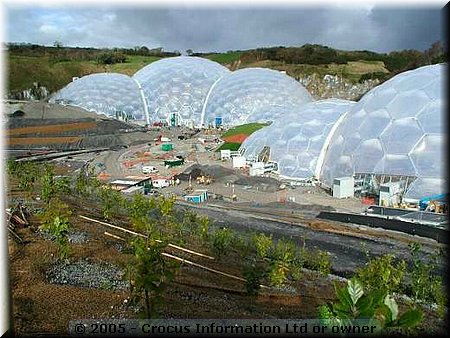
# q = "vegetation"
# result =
<box><xmin>128</xmin><ymin>237</ymin><xmax>179</xmax><ymax>317</ymax></box>
<box><xmin>7</xmin><ymin>160</ymin><xmax>40</xmax><ymax>193</ymax></box>
<box><xmin>6</xmin><ymin>159</ymin><xmax>446</xmax><ymax>328</ymax></box>
<box><xmin>216</xmin><ymin>142</ymin><xmax>241</xmax><ymax>152</ymax></box>
<box><xmin>211</xmin><ymin>227</ymin><xmax>235</xmax><ymax>258</ymax></box>
<box><xmin>202</xmin><ymin>51</ymin><xmax>243</xmax><ymax>64</ymax></box>
<box><xmin>99</xmin><ymin>186</ymin><xmax>125</xmax><ymax>221</ymax></box>
<box><xmin>7</xmin><ymin>41</ymin><xmax>447</xmax><ymax>96</ymax></box>
<box><xmin>39</xmin><ymin>197</ymin><xmax>72</xmax><ymax>260</ymax></box>
<box><xmin>221</xmin><ymin>122</ymin><xmax>269</xmax><ymax>138</ymax></box>
<box><xmin>319</xmin><ymin>278</ymin><xmax>423</xmax><ymax>334</ymax></box>
<box><xmin>408</xmin><ymin>243</ymin><xmax>446</xmax><ymax>318</ymax></box>
<box><xmin>356</xmin><ymin>253</ymin><xmax>407</xmax><ymax>294</ymax></box>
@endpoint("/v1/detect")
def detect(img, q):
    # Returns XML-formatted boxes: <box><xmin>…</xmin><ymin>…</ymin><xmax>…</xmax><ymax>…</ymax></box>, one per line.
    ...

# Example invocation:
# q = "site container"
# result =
<box><xmin>161</xmin><ymin>143</ymin><xmax>173</xmax><ymax>151</ymax></box>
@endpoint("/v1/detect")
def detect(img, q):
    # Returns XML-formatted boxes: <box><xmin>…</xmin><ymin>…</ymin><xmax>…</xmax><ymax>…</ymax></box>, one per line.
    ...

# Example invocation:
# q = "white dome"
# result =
<box><xmin>242</xmin><ymin>99</ymin><xmax>355</xmax><ymax>179</ymax></box>
<box><xmin>202</xmin><ymin>68</ymin><xmax>313</xmax><ymax>127</ymax></box>
<box><xmin>319</xmin><ymin>64</ymin><xmax>446</xmax><ymax>199</ymax></box>
<box><xmin>49</xmin><ymin>73</ymin><xmax>146</xmax><ymax>122</ymax></box>
<box><xmin>133</xmin><ymin>56</ymin><xmax>230</xmax><ymax>126</ymax></box>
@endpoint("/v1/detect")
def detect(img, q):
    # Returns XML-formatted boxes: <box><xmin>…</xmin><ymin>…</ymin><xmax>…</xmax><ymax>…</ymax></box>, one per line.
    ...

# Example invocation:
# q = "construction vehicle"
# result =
<box><xmin>419</xmin><ymin>193</ymin><xmax>447</xmax><ymax>211</ymax></box>
<box><xmin>196</xmin><ymin>175</ymin><xmax>213</xmax><ymax>185</ymax></box>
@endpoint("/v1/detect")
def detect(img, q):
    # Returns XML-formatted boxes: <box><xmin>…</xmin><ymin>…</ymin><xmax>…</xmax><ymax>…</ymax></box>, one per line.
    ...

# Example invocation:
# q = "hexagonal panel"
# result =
<box><xmin>352</xmin><ymin>139</ymin><xmax>384</xmax><ymax>173</ymax></box>
<box><xmin>416</xmin><ymin>100</ymin><xmax>445</xmax><ymax>133</ymax></box>
<box><xmin>380</xmin><ymin>118</ymin><xmax>423</xmax><ymax>154</ymax></box>
<box><xmin>386</xmin><ymin>91</ymin><xmax>430</xmax><ymax>119</ymax></box>
<box><xmin>410</xmin><ymin>134</ymin><xmax>445</xmax><ymax>177</ymax></box>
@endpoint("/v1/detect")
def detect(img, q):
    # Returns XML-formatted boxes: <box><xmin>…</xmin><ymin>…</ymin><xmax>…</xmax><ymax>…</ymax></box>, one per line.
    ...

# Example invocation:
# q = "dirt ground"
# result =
<box><xmin>8</xmin><ymin>189</ymin><xmax>446</xmax><ymax>336</ymax></box>
<box><xmin>9</xmin><ymin>208</ymin><xmax>341</xmax><ymax>335</ymax></box>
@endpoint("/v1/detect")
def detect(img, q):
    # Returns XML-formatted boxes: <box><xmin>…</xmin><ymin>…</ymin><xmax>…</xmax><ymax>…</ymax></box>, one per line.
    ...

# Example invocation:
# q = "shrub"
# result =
<box><xmin>211</xmin><ymin>227</ymin><xmax>235</xmax><ymax>258</ymax></box>
<box><xmin>356</xmin><ymin>254</ymin><xmax>406</xmax><ymax>295</ymax></box>
<box><xmin>252</xmin><ymin>233</ymin><xmax>273</xmax><ymax>259</ymax></box>
<box><xmin>319</xmin><ymin>278</ymin><xmax>423</xmax><ymax>334</ymax></box>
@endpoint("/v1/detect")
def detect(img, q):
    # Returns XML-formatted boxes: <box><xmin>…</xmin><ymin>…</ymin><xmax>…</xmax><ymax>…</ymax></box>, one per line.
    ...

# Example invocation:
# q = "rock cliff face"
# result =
<box><xmin>7</xmin><ymin>73</ymin><xmax>379</xmax><ymax>104</ymax></box>
<box><xmin>7</xmin><ymin>82</ymin><xmax>49</xmax><ymax>100</ymax></box>
<box><xmin>298</xmin><ymin>74</ymin><xmax>379</xmax><ymax>101</ymax></box>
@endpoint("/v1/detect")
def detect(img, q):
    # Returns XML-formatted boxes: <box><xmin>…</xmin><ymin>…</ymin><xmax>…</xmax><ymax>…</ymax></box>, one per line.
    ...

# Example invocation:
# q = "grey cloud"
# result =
<box><xmin>5</xmin><ymin>6</ymin><xmax>445</xmax><ymax>53</ymax></box>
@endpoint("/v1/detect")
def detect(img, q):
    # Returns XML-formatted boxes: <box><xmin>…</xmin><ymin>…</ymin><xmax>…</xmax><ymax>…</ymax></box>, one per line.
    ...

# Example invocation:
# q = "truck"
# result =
<box><xmin>142</xmin><ymin>166</ymin><xmax>158</xmax><ymax>174</ymax></box>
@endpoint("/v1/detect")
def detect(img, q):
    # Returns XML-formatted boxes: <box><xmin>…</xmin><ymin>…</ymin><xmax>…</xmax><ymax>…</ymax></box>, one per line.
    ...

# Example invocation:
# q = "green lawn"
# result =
<box><xmin>204</xmin><ymin>51</ymin><xmax>243</xmax><ymax>64</ymax></box>
<box><xmin>216</xmin><ymin>142</ymin><xmax>242</xmax><ymax>152</ymax></box>
<box><xmin>221</xmin><ymin>122</ymin><xmax>269</xmax><ymax>138</ymax></box>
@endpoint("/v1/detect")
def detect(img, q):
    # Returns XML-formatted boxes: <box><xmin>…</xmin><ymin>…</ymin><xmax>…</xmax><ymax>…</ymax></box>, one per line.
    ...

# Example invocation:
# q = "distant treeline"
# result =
<box><xmin>6</xmin><ymin>43</ymin><xmax>182</xmax><ymax>64</ymax></box>
<box><xmin>7</xmin><ymin>42</ymin><xmax>447</xmax><ymax>72</ymax></box>
<box><xmin>237</xmin><ymin>43</ymin><xmax>447</xmax><ymax>76</ymax></box>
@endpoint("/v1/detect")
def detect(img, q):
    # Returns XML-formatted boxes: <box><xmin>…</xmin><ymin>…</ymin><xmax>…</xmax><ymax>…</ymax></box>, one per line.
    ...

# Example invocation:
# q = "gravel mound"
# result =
<box><xmin>38</xmin><ymin>229</ymin><xmax>89</xmax><ymax>244</ymax></box>
<box><xmin>233</xmin><ymin>176</ymin><xmax>282</xmax><ymax>192</ymax></box>
<box><xmin>67</xmin><ymin>231</ymin><xmax>89</xmax><ymax>244</ymax></box>
<box><xmin>46</xmin><ymin>260</ymin><xmax>129</xmax><ymax>290</ymax></box>
<box><xmin>177</xmin><ymin>164</ymin><xmax>235</xmax><ymax>181</ymax></box>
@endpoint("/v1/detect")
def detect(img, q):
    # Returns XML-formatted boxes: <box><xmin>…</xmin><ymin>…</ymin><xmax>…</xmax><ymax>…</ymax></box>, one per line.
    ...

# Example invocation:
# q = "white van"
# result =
<box><xmin>142</xmin><ymin>166</ymin><xmax>158</xmax><ymax>174</ymax></box>
<box><xmin>152</xmin><ymin>178</ymin><xmax>170</xmax><ymax>188</ymax></box>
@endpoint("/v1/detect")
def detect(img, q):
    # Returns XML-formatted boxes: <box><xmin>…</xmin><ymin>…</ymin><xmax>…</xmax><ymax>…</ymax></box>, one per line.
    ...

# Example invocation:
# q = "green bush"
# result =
<box><xmin>211</xmin><ymin>227</ymin><xmax>235</xmax><ymax>258</ymax></box>
<box><xmin>356</xmin><ymin>254</ymin><xmax>406</xmax><ymax>295</ymax></box>
<box><xmin>39</xmin><ymin>198</ymin><xmax>72</xmax><ymax>260</ymax></box>
<box><xmin>408</xmin><ymin>243</ymin><xmax>446</xmax><ymax>318</ymax></box>
<box><xmin>252</xmin><ymin>233</ymin><xmax>273</xmax><ymax>259</ymax></box>
<box><xmin>319</xmin><ymin>278</ymin><xmax>423</xmax><ymax>334</ymax></box>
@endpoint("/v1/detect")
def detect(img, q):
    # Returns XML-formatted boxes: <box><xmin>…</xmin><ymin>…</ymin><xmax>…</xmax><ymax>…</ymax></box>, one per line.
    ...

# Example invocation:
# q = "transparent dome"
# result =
<box><xmin>133</xmin><ymin>56</ymin><xmax>230</xmax><ymax>126</ymax></box>
<box><xmin>319</xmin><ymin>64</ymin><xmax>446</xmax><ymax>199</ymax></box>
<box><xmin>49</xmin><ymin>73</ymin><xmax>146</xmax><ymax>122</ymax></box>
<box><xmin>202</xmin><ymin>68</ymin><xmax>313</xmax><ymax>126</ymax></box>
<box><xmin>242</xmin><ymin>99</ymin><xmax>355</xmax><ymax>179</ymax></box>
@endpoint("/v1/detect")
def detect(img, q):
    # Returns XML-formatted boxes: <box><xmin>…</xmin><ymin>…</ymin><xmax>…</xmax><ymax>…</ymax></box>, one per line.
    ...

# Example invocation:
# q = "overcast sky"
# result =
<box><xmin>4</xmin><ymin>3</ymin><xmax>446</xmax><ymax>53</ymax></box>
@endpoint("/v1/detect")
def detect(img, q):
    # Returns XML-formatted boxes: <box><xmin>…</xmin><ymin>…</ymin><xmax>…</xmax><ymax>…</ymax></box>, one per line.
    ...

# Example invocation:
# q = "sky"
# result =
<box><xmin>2</xmin><ymin>1</ymin><xmax>448</xmax><ymax>53</ymax></box>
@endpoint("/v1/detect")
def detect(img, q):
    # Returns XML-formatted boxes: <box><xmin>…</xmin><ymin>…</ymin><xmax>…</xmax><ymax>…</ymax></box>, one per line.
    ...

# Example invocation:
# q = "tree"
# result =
<box><xmin>129</xmin><ymin>237</ymin><xmax>179</xmax><ymax>317</ymax></box>
<box><xmin>211</xmin><ymin>227</ymin><xmax>235</xmax><ymax>258</ymax></box>
<box><xmin>252</xmin><ymin>232</ymin><xmax>273</xmax><ymax>259</ymax></box>
<box><xmin>186</xmin><ymin>49</ymin><xmax>193</xmax><ymax>56</ymax></box>
<box><xmin>127</xmin><ymin>193</ymin><xmax>156</xmax><ymax>237</ymax></box>
<box><xmin>39</xmin><ymin>198</ymin><xmax>72</xmax><ymax>260</ymax></box>
<box><xmin>99</xmin><ymin>186</ymin><xmax>124</xmax><ymax>221</ymax></box>
<box><xmin>53</xmin><ymin>41</ymin><xmax>63</xmax><ymax>48</ymax></box>
<box><xmin>408</xmin><ymin>243</ymin><xmax>446</xmax><ymax>318</ymax></box>
<box><xmin>243</xmin><ymin>257</ymin><xmax>268</xmax><ymax>310</ymax></box>
<box><xmin>40</xmin><ymin>163</ymin><xmax>56</xmax><ymax>204</ymax></box>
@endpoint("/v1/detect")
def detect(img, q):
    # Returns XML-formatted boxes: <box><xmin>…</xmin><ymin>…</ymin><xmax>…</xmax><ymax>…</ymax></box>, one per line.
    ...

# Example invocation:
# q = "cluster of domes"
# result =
<box><xmin>51</xmin><ymin>56</ymin><xmax>311</xmax><ymax>127</ymax></box>
<box><xmin>50</xmin><ymin>57</ymin><xmax>446</xmax><ymax>199</ymax></box>
<box><xmin>242</xmin><ymin>63</ymin><xmax>446</xmax><ymax>199</ymax></box>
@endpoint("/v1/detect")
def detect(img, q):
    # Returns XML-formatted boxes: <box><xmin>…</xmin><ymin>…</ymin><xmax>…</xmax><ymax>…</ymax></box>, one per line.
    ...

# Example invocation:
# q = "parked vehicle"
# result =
<box><xmin>142</xmin><ymin>166</ymin><xmax>158</xmax><ymax>174</ymax></box>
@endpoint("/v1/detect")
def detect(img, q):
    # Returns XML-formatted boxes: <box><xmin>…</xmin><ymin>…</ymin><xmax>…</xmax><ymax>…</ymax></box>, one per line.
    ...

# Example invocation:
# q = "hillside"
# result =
<box><xmin>6</xmin><ymin>42</ymin><xmax>446</xmax><ymax>100</ymax></box>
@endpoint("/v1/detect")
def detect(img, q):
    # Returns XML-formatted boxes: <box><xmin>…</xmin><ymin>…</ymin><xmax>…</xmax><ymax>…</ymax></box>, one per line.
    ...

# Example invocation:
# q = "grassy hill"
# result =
<box><xmin>8</xmin><ymin>54</ymin><xmax>162</xmax><ymax>94</ymax></box>
<box><xmin>6</xmin><ymin>42</ymin><xmax>445</xmax><ymax>96</ymax></box>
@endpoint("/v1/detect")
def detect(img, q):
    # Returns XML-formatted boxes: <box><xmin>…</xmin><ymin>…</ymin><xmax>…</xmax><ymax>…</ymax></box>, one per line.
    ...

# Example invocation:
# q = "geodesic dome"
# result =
<box><xmin>319</xmin><ymin>63</ymin><xmax>446</xmax><ymax>199</ymax></box>
<box><xmin>242</xmin><ymin>99</ymin><xmax>355</xmax><ymax>179</ymax></box>
<box><xmin>201</xmin><ymin>68</ymin><xmax>313</xmax><ymax>126</ymax></box>
<box><xmin>49</xmin><ymin>73</ymin><xmax>147</xmax><ymax>122</ymax></box>
<box><xmin>133</xmin><ymin>56</ymin><xmax>230</xmax><ymax>126</ymax></box>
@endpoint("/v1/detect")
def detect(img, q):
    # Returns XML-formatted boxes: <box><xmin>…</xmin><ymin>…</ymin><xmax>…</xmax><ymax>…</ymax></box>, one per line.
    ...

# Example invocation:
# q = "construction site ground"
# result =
<box><xmin>8</xmin><ymin>186</ymin><xmax>446</xmax><ymax>336</ymax></box>
<box><xmin>5</xmin><ymin>103</ymin><xmax>447</xmax><ymax>335</ymax></box>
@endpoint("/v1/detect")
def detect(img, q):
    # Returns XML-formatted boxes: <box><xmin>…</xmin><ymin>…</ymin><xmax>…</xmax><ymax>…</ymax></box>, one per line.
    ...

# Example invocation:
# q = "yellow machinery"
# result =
<box><xmin>196</xmin><ymin>175</ymin><xmax>213</xmax><ymax>185</ymax></box>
